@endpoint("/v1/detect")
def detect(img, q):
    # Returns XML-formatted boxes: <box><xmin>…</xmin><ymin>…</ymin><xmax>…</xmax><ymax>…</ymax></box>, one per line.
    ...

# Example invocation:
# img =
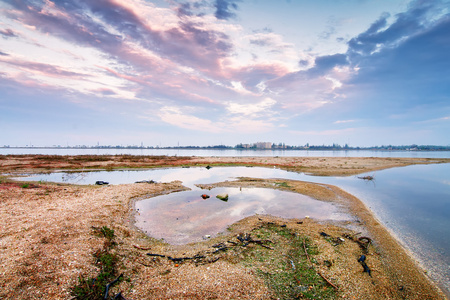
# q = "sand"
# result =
<box><xmin>0</xmin><ymin>155</ymin><xmax>448</xmax><ymax>299</ymax></box>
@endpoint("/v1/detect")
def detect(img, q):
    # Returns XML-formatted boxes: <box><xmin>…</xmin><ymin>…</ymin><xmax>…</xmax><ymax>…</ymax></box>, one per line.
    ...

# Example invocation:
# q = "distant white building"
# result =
<box><xmin>256</xmin><ymin>142</ymin><xmax>272</xmax><ymax>149</ymax></box>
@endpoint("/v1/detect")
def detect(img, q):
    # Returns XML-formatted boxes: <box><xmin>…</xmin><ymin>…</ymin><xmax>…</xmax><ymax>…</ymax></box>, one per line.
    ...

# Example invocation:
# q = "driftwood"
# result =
<box><xmin>318</xmin><ymin>271</ymin><xmax>339</xmax><ymax>290</ymax></box>
<box><xmin>356</xmin><ymin>236</ymin><xmax>372</xmax><ymax>251</ymax></box>
<box><xmin>357</xmin><ymin>175</ymin><xmax>374</xmax><ymax>181</ymax></box>
<box><xmin>146</xmin><ymin>253</ymin><xmax>205</xmax><ymax>262</ymax></box>
<box><xmin>211</xmin><ymin>243</ymin><xmax>228</xmax><ymax>253</ymax></box>
<box><xmin>358</xmin><ymin>255</ymin><xmax>372</xmax><ymax>276</ymax></box>
<box><xmin>168</xmin><ymin>254</ymin><xmax>205</xmax><ymax>262</ymax></box>
<box><xmin>144</xmin><ymin>233</ymin><xmax>273</xmax><ymax>267</ymax></box>
<box><xmin>250</xmin><ymin>240</ymin><xmax>274</xmax><ymax>250</ymax></box>
<box><xmin>303</xmin><ymin>241</ymin><xmax>311</xmax><ymax>264</ymax></box>
<box><xmin>137</xmin><ymin>260</ymin><xmax>153</xmax><ymax>267</ymax></box>
<box><xmin>343</xmin><ymin>234</ymin><xmax>373</xmax><ymax>276</ymax></box>
<box><xmin>133</xmin><ymin>245</ymin><xmax>152</xmax><ymax>250</ymax></box>
<box><xmin>146</xmin><ymin>253</ymin><xmax>166</xmax><ymax>258</ymax></box>
<box><xmin>342</xmin><ymin>233</ymin><xmax>372</xmax><ymax>252</ymax></box>
<box><xmin>103</xmin><ymin>273</ymin><xmax>123</xmax><ymax>300</ymax></box>
<box><xmin>303</xmin><ymin>241</ymin><xmax>338</xmax><ymax>290</ymax></box>
<box><xmin>236</xmin><ymin>233</ymin><xmax>273</xmax><ymax>249</ymax></box>
<box><xmin>135</xmin><ymin>180</ymin><xmax>155</xmax><ymax>184</ymax></box>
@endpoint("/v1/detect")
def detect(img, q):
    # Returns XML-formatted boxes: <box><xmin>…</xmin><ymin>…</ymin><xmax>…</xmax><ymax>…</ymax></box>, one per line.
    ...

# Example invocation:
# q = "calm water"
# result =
<box><xmin>14</xmin><ymin>166</ymin><xmax>308</xmax><ymax>187</ymax></box>
<box><xmin>135</xmin><ymin>187</ymin><xmax>350</xmax><ymax>245</ymax></box>
<box><xmin>2</xmin><ymin>147</ymin><xmax>450</xmax><ymax>158</ymax></box>
<box><xmin>11</xmin><ymin>164</ymin><xmax>450</xmax><ymax>295</ymax></box>
<box><xmin>299</xmin><ymin>164</ymin><xmax>450</xmax><ymax>294</ymax></box>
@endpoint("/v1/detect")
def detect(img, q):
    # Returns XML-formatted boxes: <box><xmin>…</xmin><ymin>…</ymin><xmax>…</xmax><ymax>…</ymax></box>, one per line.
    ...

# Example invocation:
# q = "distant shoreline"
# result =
<box><xmin>2</xmin><ymin>153</ymin><xmax>450</xmax><ymax>176</ymax></box>
<box><xmin>2</xmin><ymin>146</ymin><xmax>450</xmax><ymax>151</ymax></box>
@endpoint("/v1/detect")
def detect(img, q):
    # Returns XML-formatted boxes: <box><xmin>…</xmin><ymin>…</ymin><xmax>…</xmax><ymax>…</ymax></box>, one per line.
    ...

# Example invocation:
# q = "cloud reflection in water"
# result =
<box><xmin>135</xmin><ymin>187</ymin><xmax>350</xmax><ymax>245</ymax></box>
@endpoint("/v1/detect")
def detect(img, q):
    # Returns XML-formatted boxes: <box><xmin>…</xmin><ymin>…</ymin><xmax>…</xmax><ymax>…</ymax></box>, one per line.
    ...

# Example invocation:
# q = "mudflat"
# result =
<box><xmin>0</xmin><ymin>155</ymin><xmax>448</xmax><ymax>299</ymax></box>
<box><xmin>1</xmin><ymin>154</ymin><xmax>449</xmax><ymax>176</ymax></box>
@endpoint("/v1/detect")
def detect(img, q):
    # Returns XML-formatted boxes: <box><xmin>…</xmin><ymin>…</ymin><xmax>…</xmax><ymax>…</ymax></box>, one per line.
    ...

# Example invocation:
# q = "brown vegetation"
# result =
<box><xmin>1</xmin><ymin>154</ymin><xmax>449</xmax><ymax>176</ymax></box>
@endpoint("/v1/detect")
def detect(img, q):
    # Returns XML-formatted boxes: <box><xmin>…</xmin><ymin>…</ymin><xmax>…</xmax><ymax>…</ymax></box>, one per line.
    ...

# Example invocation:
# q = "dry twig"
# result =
<box><xmin>303</xmin><ymin>241</ymin><xmax>338</xmax><ymax>290</ymax></box>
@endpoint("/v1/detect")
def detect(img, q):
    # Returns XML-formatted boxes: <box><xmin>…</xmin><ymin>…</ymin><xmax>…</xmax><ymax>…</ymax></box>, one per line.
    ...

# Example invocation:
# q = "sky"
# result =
<box><xmin>0</xmin><ymin>0</ymin><xmax>449</xmax><ymax>147</ymax></box>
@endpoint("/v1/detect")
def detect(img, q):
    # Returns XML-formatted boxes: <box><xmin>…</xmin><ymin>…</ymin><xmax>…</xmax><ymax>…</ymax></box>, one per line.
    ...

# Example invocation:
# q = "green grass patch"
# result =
<box><xmin>71</xmin><ymin>226</ymin><xmax>122</xmax><ymax>300</ymax></box>
<box><xmin>100</xmin><ymin>226</ymin><xmax>115</xmax><ymax>241</ymax></box>
<box><xmin>274</xmin><ymin>181</ymin><xmax>291</xmax><ymax>188</ymax></box>
<box><xmin>240</xmin><ymin>224</ymin><xmax>336</xmax><ymax>299</ymax></box>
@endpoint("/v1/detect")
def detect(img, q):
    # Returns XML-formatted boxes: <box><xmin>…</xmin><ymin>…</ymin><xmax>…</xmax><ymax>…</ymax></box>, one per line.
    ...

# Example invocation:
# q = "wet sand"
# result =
<box><xmin>0</xmin><ymin>155</ymin><xmax>448</xmax><ymax>299</ymax></box>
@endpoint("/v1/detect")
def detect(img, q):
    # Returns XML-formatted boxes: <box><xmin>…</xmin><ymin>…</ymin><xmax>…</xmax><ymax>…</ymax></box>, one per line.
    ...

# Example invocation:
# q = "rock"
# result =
<box><xmin>216</xmin><ymin>194</ymin><xmax>228</xmax><ymax>201</ymax></box>
<box><xmin>95</xmin><ymin>181</ymin><xmax>109</xmax><ymax>185</ymax></box>
<box><xmin>358</xmin><ymin>175</ymin><xmax>374</xmax><ymax>180</ymax></box>
<box><xmin>201</xmin><ymin>194</ymin><xmax>210</xmax><ymax>199</ymax></box>
<box><xmin>135</xmin><ymin>180</ymin><xmax>156</xmax><ymax>184</ymax></box>
<box><xmin>203</xmin><ymin>235</ymin><xmax>211</xmax><ymax>240</ymax></box>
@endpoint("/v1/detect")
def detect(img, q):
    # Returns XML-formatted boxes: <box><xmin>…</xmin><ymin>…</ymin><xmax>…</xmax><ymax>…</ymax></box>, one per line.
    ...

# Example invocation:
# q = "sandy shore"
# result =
<box><xmin>0</xmin><ymin>155</ymin><xmax>448</xmax><ymax>299</ymax></box>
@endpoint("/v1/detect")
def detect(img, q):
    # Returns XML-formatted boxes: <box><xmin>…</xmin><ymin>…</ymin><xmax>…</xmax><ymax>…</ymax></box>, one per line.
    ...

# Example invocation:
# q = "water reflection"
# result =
<box><xmin>296</xmin><ymin>164</ymin><xmax>450</xmax><ymax>295</ymax></box>
<box><xmin>135</xmin><ymin>187</ymin><xmax>350</xmax><ymax>245</ymax></box>
<box><xmin>14</xmin><ymin>166</ymin><xmax>308</xmax><ymax>188</ymax></box>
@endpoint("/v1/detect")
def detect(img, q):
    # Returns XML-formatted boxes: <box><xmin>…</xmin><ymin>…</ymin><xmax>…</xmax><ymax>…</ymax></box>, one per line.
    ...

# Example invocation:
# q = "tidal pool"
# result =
<box><xmin>134</xmin><ymin>187</ymin><xmax>350</xmax><ymax>245</ymax></box>
<box><xmin>13</xmin><ymin>166</ymin><xmax>307</xmax><ymax>187</ymax></box>
<box><xmin>16</xmin><ymin>166</ymin><xmax>352</xmax><ymax>244</ymax></box>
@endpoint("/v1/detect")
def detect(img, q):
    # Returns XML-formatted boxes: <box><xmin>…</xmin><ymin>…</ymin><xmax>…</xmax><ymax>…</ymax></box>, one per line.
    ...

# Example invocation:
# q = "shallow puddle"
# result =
<box><xmin>134</xmin><ymin>187</ymin><xmax>350</xmax><ymax>245</ymax></box>
<box><xmin>13</xmin><ymin>166</ymin><xmax>308</xmax><ymax>188</ymax></box>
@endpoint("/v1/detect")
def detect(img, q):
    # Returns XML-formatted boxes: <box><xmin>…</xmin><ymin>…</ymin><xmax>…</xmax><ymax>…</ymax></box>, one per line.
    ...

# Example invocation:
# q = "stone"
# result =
<box><xmin>216</xmin><ymin>194</ymin><xmax>228</xmax><ymax>201</ymax></box>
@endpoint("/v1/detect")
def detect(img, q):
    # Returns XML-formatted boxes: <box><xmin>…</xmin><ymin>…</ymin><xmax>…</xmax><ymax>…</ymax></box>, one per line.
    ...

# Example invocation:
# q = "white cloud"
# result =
<box><xmin>414</xmin><ymin>116</ymin><xmax>450</xmax><ymax>124</ymax></box>
<box><xmin>230</xmin><ymin>81</ymin><xmax>255</xmax><ymax>95</ymax></box>
<box><xmin>158</xmin><ymin>105</ymin><xmax>275</xmax><ymax>134</ymax></box>
<box><xmin>226</xmin><ymin>97</ymin><xmax>277</xmax><ymax>116</ymax></box>
<box><xmin>334</xmin><ymin>119</ymin><xmax>357</xmax><ymax>124</ymax></box>
<box><xmin>158</xmin><ymin>106</ymin><xmax>223</xmax><ymax>133</ymax></box>
<box><xmin>325</xmin><ymin>76</ymin><xmax>342</xmax><ymax>89</ymax></box>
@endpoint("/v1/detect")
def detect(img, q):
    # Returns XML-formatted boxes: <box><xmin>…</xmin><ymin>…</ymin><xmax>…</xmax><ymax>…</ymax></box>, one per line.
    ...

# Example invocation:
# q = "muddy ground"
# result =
<box><xmin>0</xmin><ymin>155</ymin><xmax>448</xmax><ymax>299</ymax></box>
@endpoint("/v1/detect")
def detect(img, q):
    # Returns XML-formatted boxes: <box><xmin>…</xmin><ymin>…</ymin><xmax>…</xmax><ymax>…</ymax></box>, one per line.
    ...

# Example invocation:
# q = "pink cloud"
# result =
<box><xmin>2</xmin><ymin>0</ymin><xmax>358</xmax><ymax>125</ymax></box>
<box><xmin>0</xmin><ymin>28</ymin><xmax>19</xmax><ymax>38</ymax></box>
<box><xmin>0</xmin><ymin>57</ymin><xmax>87</xmax><ymax>79</ymax></box>
<box><xmin>89</xmin><ymin>87</ymin><xmax>116</xmax><ymax>96</ymax></box>
<box><xmin>98</xmin><ymin>65</ymin><xmax>218</xmax><ymax>105</ymax></box>
<box><xmin>0</xmin><ymin>71</ymin><xmax>58</xmax><ymax>90</ymax></box>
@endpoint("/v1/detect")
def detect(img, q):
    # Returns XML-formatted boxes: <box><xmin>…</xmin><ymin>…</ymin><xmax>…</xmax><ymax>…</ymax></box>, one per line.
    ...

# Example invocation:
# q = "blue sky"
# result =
<box><xmin>0</xmin><ymin>0</ymin><xmax>449</xmax><ymax>147</ymax></box>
